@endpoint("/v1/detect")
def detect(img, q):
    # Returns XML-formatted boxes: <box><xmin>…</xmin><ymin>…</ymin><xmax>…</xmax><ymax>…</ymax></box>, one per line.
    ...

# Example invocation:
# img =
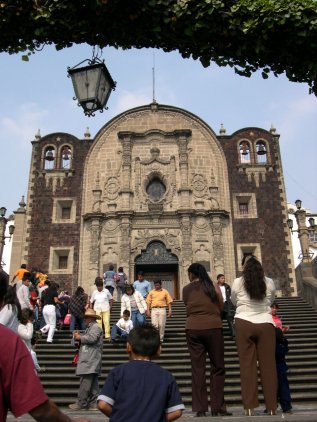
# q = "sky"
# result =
<box><xmin>1</xmin><ymin>44</ymin><xmax>317</xmax><ymax>269</ymax></box>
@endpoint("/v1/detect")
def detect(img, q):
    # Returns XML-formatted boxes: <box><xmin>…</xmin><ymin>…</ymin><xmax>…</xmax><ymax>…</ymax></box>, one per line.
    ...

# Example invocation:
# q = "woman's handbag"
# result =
<box><xmin>64</xmin><ymin>313</ymin><xmax>71</xmax><ymax>325</ymax></box>
<box><xmin>71</xmin><ymin>349</ymin><xmax>79</xmax><ymax>366</ymax></box>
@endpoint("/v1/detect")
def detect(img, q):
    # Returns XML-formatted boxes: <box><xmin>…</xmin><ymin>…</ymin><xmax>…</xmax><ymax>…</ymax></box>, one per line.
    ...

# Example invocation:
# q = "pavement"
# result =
<box><xmin>7</xmin><ymin>405</ymin><xmax>317</xmax><ymax>421</ymax></box>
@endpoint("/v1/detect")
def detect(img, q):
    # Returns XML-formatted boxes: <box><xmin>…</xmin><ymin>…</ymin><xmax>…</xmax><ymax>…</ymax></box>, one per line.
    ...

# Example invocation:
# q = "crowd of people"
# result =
<box><xmin>0</xmin><ymin>256</ymin><xmax>293</xmax><ymax>420</ymax></box>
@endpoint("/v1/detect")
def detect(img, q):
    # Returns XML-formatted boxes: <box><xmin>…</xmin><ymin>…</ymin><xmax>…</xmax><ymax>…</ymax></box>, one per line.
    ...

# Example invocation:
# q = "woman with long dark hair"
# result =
<box><xmin>231</xmin><ymin>255</ymin><xmax>277</xmax><ymax>416</ymax></box>
<box><xmin>183</xmin><ymin>263</ymin><xmax>231</xmax><ymax>417</ymax></box>
<box><xmin>69</xmin><ymin>286</ymin><xmax>88</xmax><ymax>331</ymax></box>
<box><xmin>0</xmin><ymin>285</ymin><xmax>21</xmax><ymax>332</ymax></box>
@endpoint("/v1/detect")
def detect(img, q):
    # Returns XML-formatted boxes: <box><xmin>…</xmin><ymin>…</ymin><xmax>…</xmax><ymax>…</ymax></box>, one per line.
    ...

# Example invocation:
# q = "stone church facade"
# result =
<box><xmin>10</xmin><ymin>103</ymin><xmax>295</xmax><ymax>297</ymax></box>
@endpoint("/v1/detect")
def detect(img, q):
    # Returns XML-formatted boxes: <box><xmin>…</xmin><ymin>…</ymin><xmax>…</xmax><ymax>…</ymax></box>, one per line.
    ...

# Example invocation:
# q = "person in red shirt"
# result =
<box><xmin>0</xmin><ymin>269</ymin><xmax>90</xmax><ymax>422</ymax></box>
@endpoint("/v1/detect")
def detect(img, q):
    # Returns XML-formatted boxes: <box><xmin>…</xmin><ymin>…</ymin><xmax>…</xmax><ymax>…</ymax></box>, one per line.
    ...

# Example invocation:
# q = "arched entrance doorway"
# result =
<box><xmin>135</xmin><ymin>240</ymin><xmax>179</xmax><ymax>298</ymax></box>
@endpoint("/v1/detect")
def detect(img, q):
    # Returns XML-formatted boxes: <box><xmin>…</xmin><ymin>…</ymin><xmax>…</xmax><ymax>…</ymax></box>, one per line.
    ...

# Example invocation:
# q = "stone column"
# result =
<box><xmin>120</xmin><ymin>215</ymin><xmax>132</xmax><ymax>273</ymax></box>
<box><xmin>210</xmin><ymin>214</ymin><xmax>225</xmax><ymax>276</ymax></box>
<box><xmin>180</xmin><ymin>214</ymin><xmax>193</xmax><ymax>265</ymax></box>
<box><xmin>118</xmin><ymin>133</ymin><xmax>133</xmax><ymax>210</ymax></box>
<box><xmin>9</xmin><ymin>197</ymin><xmax>27</xmax><ymax>278</ymax></box>
<box><xmin>89</xmin><ymin>217</ymin><xmax>102</xmax><ymax>276</ymax></box>
<box><xmin>177</xmin><ymin>134</ymin><xmax>191</xmax><ymax>208</ymax></box>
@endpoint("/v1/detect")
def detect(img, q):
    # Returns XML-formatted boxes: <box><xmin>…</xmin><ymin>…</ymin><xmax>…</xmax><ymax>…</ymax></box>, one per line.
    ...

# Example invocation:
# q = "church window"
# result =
<box><xmin>256</xmin><ymin>140</ymin><xmax>267</xmax><ymax>164</ymax></box>
<box><xmin>146</xmin><ymin>177</ymin><xmax>166</xmax><ymax>202</ymax></box>
<box><xmin>233</xmin><ymin>193</ymin><xmax>257</xmax><ymax>219</ymax></box>
<box><xmin>237</xmin><ymin>243</ymin><xmax>262</xmax><ymax>271</ymax></box>
<box><xmin>61</xmin><ymin>145</ymin><xmax>72</xmax><ymax>169</ymax></box>
<box><xmin>58</xmin><ymin>255</ymin><xmax>68</xmax><ymax>269</ymax></box>
<box><xmin>239</xmin><ymin>140</ymin><xmax>251</xmax><ymax>164</ymax></box>
<box><xmin>239</xmin><ymin>203</ymin><xmax>249</xmax><ymax>215</ymax></box>
<box><xmin>49</xmin><ymin>246</ymin><xmax>74</xmax><ymax>274</ymax></box>
<box><xmin>61</xmin><ymin>205</ymin><xmax>71</xmax><ymax>220</ymax></box>
<box><xmin>44</xmin><ymin>146</ymin><xmax>55</xmax><ymax>170</ymax></box>
<box><xmin>52</xmin><ymin>198</ymin><xmax>76</xmax><ymax>223</ymax></box>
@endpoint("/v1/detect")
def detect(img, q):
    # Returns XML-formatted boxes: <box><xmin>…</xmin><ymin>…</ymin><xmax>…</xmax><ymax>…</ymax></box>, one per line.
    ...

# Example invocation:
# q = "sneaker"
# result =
<box><xmin>68</xmin><ymin>403</ymin><xmax>85</xmax><ymax>410</ymax></box>
<box><xmin>87</xmin><ymin>404</ymin><xmax>98</xmax><ymax>411</ymax></box>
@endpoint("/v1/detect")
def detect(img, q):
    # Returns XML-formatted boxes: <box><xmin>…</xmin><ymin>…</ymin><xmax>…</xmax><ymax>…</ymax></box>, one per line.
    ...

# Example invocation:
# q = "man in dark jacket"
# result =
<box><xmin>69</xmin><ymin>308</ymin><xmax>103</xmax><ymax>411</ymax></box>
<box><xmin>217</xmin><ymin>274</ymin><xmax>235</xmax><ymax>338</ymax></box>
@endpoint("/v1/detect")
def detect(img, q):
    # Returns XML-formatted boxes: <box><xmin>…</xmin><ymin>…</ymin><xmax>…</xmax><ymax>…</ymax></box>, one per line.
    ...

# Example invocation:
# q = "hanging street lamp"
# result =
<box><xmin>68</xmin><ymin>52</ymin><xmax>116</xmax><ymax>117</ymax></box>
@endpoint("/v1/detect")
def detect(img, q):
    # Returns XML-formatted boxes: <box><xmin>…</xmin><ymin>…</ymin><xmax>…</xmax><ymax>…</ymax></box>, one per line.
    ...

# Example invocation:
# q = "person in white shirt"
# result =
<box><xmin>0</xmin><ymin>285</ymin><xmax>21</xmax><ymax>332</ymax></box>
<box><xmin>230</xmin><ymin>255</ymin><xmax>277</xmax><ymax>416</ymax></box>
<box><xmin>18</xmin><ymin>308</ymin><xmax>41</xmax><ymax>372</ymax></box>
<box><xmin>90</xmin><ymin>277</ymin><xmax>113</xmax><ymax>339</ymax></box>
<box><xmin>110</xmin><ymin>310</ymin><xmax>133</xmax><ymax>344</ymax></box>
<box><xmin>17</xmin><ymin>273</ymin><xmax>33</xmax><ymax>310</ymax></box>
<box><xmin>217</xmin><ymin>274</ymin><xmax>235</xmax><ymax>338</ymax></box>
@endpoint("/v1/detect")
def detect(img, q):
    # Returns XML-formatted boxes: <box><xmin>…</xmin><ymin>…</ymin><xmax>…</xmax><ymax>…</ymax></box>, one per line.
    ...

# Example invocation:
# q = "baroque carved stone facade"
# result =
<box><xmin>11</xmin><ymin>104</ymin><xmax>296</xmax><ymax>297</ymax></box>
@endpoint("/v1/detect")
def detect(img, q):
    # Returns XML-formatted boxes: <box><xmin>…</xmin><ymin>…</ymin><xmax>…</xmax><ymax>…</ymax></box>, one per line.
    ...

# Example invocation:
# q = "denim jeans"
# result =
<box><xmin>70</xmin><ymin>315</ymin><xmax>85</xmax><ymax>331</ymax></box>
<box><xmin>131</xmin><ymin>310</ymin><xmax>146</xmax><ymax>327</ymax></box>
<box><xmin>111</xmin><ymin>325</ymin><xmax>128</xmax><ymax>341</ymax></box>
<box><xmin>105</xmin><ymin>286</ymin><xmax>114</xmax><ymax>296</ymax></box>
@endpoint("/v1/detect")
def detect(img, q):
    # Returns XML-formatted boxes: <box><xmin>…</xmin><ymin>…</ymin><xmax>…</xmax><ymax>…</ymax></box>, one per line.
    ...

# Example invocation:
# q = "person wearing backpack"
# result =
<box><xmin>115</xmin><ymin>266</ymin><xmax>127</xmax><ymax>301</ymax></box>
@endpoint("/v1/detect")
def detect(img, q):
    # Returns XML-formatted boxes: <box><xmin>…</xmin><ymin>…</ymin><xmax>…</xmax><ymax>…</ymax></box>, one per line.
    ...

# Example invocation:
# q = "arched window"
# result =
<box><xmin>44</xmin><ymin>146</ymin><xmax>55</xmax><ymax>170</ymax></box>
<box><xmin>61</xmin><ymin>145</ymin><xmax>72</xmax><ymax>169</ymax></box>
<box><xmin>256</xmin><ymin>140</ymin><xmax>267</xmax><ymax>164</ymax></box>
<box><xmin>239</xmin><ymin>140</ymin><xmax>251</xmax><ymax>164</ymax></box>
<box><xmin>146</xmin><ymin>177</ymin><xmax>166</xmax><ymax>202</ymax></box>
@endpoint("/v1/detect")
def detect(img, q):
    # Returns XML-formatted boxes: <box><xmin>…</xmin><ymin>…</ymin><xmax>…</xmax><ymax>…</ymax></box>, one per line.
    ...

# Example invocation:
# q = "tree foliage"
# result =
<box><xmin>1</xmin><ymin>0</ymin><xmax>317</xmax><ymax>93</ymax></box>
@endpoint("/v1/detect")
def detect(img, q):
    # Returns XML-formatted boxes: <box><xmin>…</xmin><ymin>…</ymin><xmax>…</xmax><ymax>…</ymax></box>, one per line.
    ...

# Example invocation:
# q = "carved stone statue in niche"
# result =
<box><xmin>195</xmin><ymin>244</ymin><xmax>210</xmax><ymax>262</ymax></box>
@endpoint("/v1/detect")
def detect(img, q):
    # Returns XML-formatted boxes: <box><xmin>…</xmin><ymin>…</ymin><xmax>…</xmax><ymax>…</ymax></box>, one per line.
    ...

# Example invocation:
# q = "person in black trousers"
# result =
<box><xmin>217</xmin><ymin>274</ymin><xmax>235</xmax><ymax>339</ymax></box>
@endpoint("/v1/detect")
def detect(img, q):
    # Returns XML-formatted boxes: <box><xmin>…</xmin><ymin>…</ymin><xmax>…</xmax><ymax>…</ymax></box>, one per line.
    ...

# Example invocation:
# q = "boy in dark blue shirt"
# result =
<box><xmin>97</xmin><ymin>324</ymin><xmax>184</xmax><ymax>422</ymax></box>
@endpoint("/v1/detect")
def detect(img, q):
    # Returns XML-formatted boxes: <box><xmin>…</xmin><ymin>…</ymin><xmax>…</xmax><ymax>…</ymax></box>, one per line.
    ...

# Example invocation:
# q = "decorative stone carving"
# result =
<box><xmin>135</xmin><ymin>149</ymin><xmax>176</xmax><ymax>208</ymax></box>
<box><xmin>104</xmin><ymin>177</ymin><xmax>120</xmax><ymax>201</ymax></box>
<box><xmin>210</xmin><ymin>216</ymin><xmax>225</xmax><ymax>270</ymax></box>
<box><xmin>135</xmin><ymin>241</ymin><xmax>178</xmax><ymax>265</ymax></box>
<box><xmin>131</xmin><ymin>228</ymin><xmax>181</xmax><ymax>254</ymax></box>
<box><xmin>88</xmin><ymin>219</ymin><xmax>101</xmax><ymax>266</ymax></box>
<box><xmin>191</xmin><ymin>174</ymin><xmax>209</xmax><ymax>198</ymax></box>
<box><xmin>195</xmin><ymin>244</ymin><xmax>210</xmax><ymax>261</ymax></box>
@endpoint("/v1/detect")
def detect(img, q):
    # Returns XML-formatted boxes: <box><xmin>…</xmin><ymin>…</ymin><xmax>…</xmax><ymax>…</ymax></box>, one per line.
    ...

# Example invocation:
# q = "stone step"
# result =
<box><xmin>36</xmin><ymin>297</ymin><xmax>317</xmax><ymax>407</ymax></box>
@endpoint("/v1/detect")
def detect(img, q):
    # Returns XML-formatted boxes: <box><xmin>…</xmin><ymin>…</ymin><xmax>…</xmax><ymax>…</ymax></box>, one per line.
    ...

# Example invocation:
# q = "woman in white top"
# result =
<box><xmin>18</xmin><ymin>308</ymin><xmax>41</xmax><ymax>372</ymax></box>
<box><xmin>0</xmin><ymin>285</ymin><xmax>21</xmax><ymax>332</ymax></box>
<box><xmin>121</xmin><ymin>285</ymin><xmax>147</xmax><ymax>327</ymax></box>
<box><xmin>231</xmin><ymin>255</ymin><xmax>277</xmax><ymax>416</ymax></box>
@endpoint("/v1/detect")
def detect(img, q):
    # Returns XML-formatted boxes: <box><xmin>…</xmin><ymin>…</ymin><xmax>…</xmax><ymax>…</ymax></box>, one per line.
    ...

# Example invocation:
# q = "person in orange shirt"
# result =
<box><xmin>146</xmin><ymin>280</ymin><xmax>172</xmax><ymax>343</ymax></box>
<box><xmin>11</xmin><ymin>264</ymin><xmax>28</xmax><ymax>287</ymax></box>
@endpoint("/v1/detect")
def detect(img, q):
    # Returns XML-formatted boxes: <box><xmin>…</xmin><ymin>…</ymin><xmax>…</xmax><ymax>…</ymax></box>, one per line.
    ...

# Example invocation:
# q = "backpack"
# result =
<box><xmin>114</xmin><ymin>273</ymin><xmax>121</xmax><ymax>283</ymax></box>
<box><xmin>114</xmin><ymin>272</ymin><xmax>125</xmax><ymax>284</ymax></box>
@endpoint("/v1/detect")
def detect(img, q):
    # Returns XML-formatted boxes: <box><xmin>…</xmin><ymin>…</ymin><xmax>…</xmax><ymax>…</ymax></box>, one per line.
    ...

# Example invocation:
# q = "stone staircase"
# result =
<box><xmin>36</xmin><ymin>297</ymin><xmax>317</xmax><ymax>407</ymax></box>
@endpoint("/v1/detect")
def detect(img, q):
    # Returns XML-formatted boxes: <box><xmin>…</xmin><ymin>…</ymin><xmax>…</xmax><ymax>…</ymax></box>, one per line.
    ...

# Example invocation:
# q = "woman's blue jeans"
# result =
<box><xmin>131</xmin><ymin>310</ymin><xmax>146</xmax><ymax>327</ymax></box>
<box><xmin>70</xmin><ymin>315</ymin><xmax>85</xmax><ymax>331</ymax></box>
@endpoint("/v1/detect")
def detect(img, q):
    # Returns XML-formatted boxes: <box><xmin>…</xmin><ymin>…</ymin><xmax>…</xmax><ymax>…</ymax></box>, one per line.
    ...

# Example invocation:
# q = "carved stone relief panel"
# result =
<box><xmin>104</xmin><ymin>177</ymin><xmax>120</xmax><ymax>201</ymax></box>
<box><xmin>135</xmin><ymin>241</ymin><xmax>178</xmax><ymax>265</ymax></box>
<box><xmin>191</xmin><ymin>174</ymin><xmax>209</xmax><ymax>198</ymax></box>
<box><xmin>131</xmin><ymin>228</ymin><xmax>181</xmax><ymax>255</ymax></box>
<box><xmin>102</xmin><ymin>219</ymin><xmax>120</xmax><ymax>246</ymax></box>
